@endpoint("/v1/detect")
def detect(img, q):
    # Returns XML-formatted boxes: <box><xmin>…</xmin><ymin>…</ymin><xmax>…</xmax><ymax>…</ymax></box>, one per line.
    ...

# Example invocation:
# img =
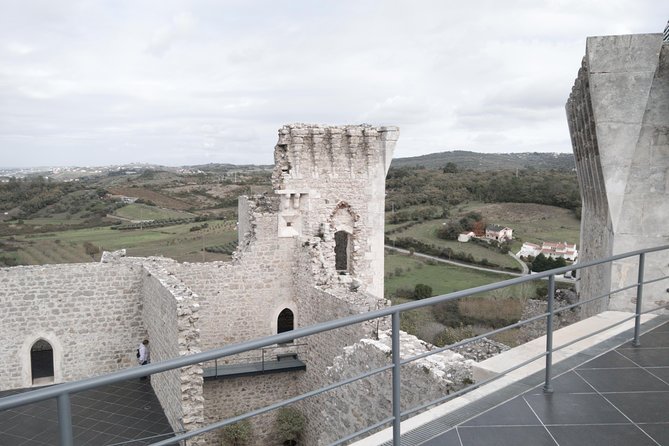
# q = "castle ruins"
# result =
<box><xmin>0</xmin><ymin>124</ymin><xmax>473</xmax><ymax>445</ymax></box>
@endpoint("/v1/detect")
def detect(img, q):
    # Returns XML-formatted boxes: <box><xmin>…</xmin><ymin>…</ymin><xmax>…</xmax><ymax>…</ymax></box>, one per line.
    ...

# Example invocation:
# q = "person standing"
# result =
<box><xmin>138</xmin><ymin>339</ymin><xmax>150</xmax><ymax>380</ymax></box>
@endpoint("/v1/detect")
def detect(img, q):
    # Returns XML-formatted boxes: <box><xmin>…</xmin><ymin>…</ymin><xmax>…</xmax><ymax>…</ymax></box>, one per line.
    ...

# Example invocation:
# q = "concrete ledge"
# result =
<box><xmin>351</xmin><ymin>311</ymin><xmax>656</xmax><ymax>446</ymax></box>
<box><xmin>473</xmin><ymin>310</ymin><xmax>652</xmax><ymax>382</ymax></box>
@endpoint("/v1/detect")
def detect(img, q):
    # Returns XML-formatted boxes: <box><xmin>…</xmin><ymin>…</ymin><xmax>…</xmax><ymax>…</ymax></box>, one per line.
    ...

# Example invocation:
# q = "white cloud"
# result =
<box><xmin>0</xmin><ymin>0</ymin><xmax>666</xmax><ymax>167</ymax></box>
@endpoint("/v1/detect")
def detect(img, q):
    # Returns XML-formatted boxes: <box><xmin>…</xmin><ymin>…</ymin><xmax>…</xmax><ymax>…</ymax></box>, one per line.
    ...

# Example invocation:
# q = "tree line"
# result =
<box><xmin>385</xmin><ymin>166</ymin><xmax>581</xmax><ymax>216</ymax></box>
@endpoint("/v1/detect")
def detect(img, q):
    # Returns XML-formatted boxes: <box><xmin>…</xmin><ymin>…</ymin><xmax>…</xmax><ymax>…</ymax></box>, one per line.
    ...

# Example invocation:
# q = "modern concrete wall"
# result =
<box><xmin>567</xmin><ymin>33</ymin><xmax>669</xmax><ymax>314</ymax></box>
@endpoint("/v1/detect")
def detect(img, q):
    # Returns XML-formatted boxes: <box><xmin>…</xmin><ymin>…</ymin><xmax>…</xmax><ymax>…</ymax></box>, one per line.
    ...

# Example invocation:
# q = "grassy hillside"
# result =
<box><xmin>391</xmin><ymin>150</ymin><xmax>575</xmax><ymax>171</ymax></box>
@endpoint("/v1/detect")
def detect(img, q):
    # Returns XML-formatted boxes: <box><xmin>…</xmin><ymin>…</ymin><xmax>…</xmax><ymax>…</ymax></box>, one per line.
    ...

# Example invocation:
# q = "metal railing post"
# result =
<box><xmin>633</xmin><ymin>253</ymin><xmax>645</xmax><ymax>346</ymax></box>
<box><xmin>57</xmin><ymin>393</ymin><xmax>74</xmax><ymax>446</ymax></box>
<box><xmin>392</xmin><ymin>311</ymin><xmax>401</xmax><ymax>446</ymax></box>
<box><xmin>262</xmin><ymin>349</ymin><xmax>265</xmax><ymax>372</ymax></box>
<box><xmin>543</xmin><ymin>274</ymin><xmax>555</xmax><ymax>393</ymax></box>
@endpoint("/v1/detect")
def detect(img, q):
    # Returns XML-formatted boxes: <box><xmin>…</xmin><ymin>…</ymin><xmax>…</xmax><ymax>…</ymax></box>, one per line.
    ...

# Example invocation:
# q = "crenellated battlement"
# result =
<box><xmin>272</xmin><ymin>123</ymin><xmax>398</xmax><ymax>190</ymax></box>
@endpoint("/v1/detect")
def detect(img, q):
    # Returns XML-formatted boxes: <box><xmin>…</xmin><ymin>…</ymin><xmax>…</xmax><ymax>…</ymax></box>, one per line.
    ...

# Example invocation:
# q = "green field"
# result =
<box><xmin>386</xmin><ymin>202</ymin><xmax>580</xmax><ymax>264</ymax></box>
<box><xmin>389</xmin><ymin>221</ymin><xmax>520</xmax><ymax>269</ymax></box>
<box><xmin>113</xmin><ymin>203</ymin><xmax>195</xmax><ymax>221</ymax></box>
<box><xmin>9</xmin><ymin>220</ymin><xmax>238</xmax><ymax>264</ymax></box>
<box><xmin>384</xmin><ymin>251</ymin><xmax>537</xmax><ymax>347</ymax></box>
<box><xmin>385</xmin><ymin>251</ymin><xmax>517</xmax><ymax>298</ymax></box>
<box><xmin>451</xmin><ymin>202</ymin><xmax>580</xmax><ymax>251</ymax></box>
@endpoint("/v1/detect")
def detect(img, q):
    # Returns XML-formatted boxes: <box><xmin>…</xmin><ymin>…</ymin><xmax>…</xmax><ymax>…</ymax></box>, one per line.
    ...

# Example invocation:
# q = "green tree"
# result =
<box><xmin>443</xmin><ymin>162</ymin><xmax>458</xmax><ymax>173</ymax></box>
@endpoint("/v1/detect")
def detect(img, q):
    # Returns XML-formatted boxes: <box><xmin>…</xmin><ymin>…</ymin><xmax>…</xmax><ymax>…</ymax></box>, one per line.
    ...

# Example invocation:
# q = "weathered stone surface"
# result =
<box><xmin>566</xmin><ymin>32</ymin><xmax>668</xmax><ymax>315</ymax></box>
<box><xmin>0</xmin><ymin>124</ymin><xmax>477</xmax><ymax>446</ymax></box>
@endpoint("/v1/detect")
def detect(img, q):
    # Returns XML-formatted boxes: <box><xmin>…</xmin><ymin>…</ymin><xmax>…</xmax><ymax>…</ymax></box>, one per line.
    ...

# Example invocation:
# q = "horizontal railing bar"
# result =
<box><xmin>151</xmin><ymin>362</ymin><xmax>397</xmax><ymax>446</ymax></box>
<box><xmin>641</xmin><ymin>302</ymin><xmax>669</xmax><ymax>315</ymax></box>
<box><xmin>553</xmin><ymin>289</ymin><xmax>616</xmax><ymax>313</ymax></box>
<box><xmin>641</xmin><ymin>275</ymin><xmax>669</xmax><ymax>286</ymax></box>
<box><xmin>401</xmin><ymin>350</ymin><xmax>548</xmax><ymax>418</ymax></box>
<box><xmin>551</xmin><ymin>314</ymin><xmax>636</xmax><ymax>353</ymax></box>
<box><xmin>107</xmin><ymin>430</ymin><xmax>187</xmax><ymax>446</ymax></box>
<box><xmin>3</xmin><ymin>244</ymin><xmax>668</xmax><ymax>412</ymax></box>
<box><xmin>1</xmin><ymin>244</ymin><xmax>667</xmax><ymax>446</ymax></box>
<box><xmin>400</xmin><ymin>312</ymin><xmax>549</xmax><ymax>366</ymax></box>
<box><xmin>328</xmin><ymin>416</ymin><xmax>395</xmax><ymax>446</ymax></box>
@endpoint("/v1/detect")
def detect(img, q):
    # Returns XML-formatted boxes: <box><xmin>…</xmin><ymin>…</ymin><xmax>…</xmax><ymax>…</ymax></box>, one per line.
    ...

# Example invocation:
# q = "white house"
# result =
<box><xmin>517</xmin><ymin>241</ymin><xmax>578</xmax><ymax>261</ymax></box>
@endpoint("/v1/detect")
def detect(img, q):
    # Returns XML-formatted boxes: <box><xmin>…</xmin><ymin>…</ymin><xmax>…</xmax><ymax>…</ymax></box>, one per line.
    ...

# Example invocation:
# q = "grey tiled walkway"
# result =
<box><xmin>0</xmin><ymin>379</ymin><xmax>174</xmax><ymax>446</ymax></box>
<box><xmin>420</xmin><ymin>322</ymin><xmax>669</xmax><ymax>446</ymax></box>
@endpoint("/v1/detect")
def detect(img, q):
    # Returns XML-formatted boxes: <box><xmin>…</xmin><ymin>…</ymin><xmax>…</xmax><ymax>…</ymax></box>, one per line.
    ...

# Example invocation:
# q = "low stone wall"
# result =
<box><xmin>0</xmin><ymin>262</ymin><xmax>145</xmax><ymax>390</ymax></box>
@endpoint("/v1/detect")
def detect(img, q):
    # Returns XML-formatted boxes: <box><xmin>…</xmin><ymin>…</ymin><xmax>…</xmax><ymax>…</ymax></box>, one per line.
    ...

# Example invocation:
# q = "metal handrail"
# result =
<box><xmin>0</xmin><ymin>244</ymin><xmax>667</xmax><ymax>446</ymax></box>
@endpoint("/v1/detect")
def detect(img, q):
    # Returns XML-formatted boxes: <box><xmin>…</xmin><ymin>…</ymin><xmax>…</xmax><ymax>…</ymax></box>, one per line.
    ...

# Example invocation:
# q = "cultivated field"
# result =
<box><xmin>112</xmin><ymin>203</ymin><xmax>195</xmax><ymax>221</ymax></box>
<box><xmin>7</xmin><ymin>220</ymin><xmax>238</xmax><ymax>265</ymax></box>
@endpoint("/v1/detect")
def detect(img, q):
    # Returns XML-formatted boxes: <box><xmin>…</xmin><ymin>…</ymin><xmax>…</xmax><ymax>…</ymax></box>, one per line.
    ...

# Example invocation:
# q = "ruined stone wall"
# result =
<box><xmin>290</xmin><ymin>240</ymin><xmax>386</xmax><ymax>445</ymax></box>
<box><xmin>140</xmin><ymin>259</ymin><xmax>204</xmax><ymax>439</ymax></box>
<box><xmin>171</xmin><ymin>203</ymin><xmax>297</xmax><ymax>353</ymax></box>
<box><xmin>272</xmin><ymin>124</ymin><xmax>399</xmax><ymax>298</ymax></box>
<box><xmin>319</xmin><ymin>332</ymin><xmax>472</xmax><ymax>445</ymax></box>
<box><xmin>567</xmin><ymin>33</ymin><xmax>669</xmax><ymax>314</ymax></box>
<box><xmin>0</xmin><ymin>262</ymin><xmax>145</xmax><ymax>390</ymax></box>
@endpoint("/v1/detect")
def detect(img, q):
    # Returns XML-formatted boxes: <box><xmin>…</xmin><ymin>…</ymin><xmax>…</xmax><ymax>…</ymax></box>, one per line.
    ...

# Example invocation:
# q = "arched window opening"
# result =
<box><xmin>277</xmin><ymin>308</ymin><xmax>294</xmax><ymax>334</ymax></box>
<box><xmin>335</xmin><ymin>230</ymin><xmax>350</xmax><ymax>273</ymax></box>
<box><xmin>31</xmin><ymin>339</ymin><xmax>54</xmax><ymax>384</ymax></box>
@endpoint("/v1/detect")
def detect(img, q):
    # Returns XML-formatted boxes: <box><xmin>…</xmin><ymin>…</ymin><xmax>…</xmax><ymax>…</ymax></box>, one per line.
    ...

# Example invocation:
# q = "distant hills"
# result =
<box><xmin>1</xmin><ymin>150</ymin><xmax>575</xmax><ymax>180</ymax></box>
<box><xmin>390</xmin><ymin>150</ymin><xmax>575</xmax><ymax>171</ymax></box>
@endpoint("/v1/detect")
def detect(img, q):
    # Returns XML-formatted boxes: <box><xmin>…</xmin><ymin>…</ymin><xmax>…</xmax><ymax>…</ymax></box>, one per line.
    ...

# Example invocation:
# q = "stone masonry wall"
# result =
<box><xmin>273</xmin><ymin>124</ymin><xmax>399</xmax><ymax>298</ymax></box>
<box><xmin>139</xmin><ymin>258</ymin><xmax>204</xmax><ymax>440</ymax></box>
<box><xmin>320</xmin><ymin>332</ymin><xmax>472</xmax><ymax>445</ymax></box>
<box><xmin>0</xmin><ymin>262</ymin><xmax>145</xmax><ymax>390</ymax></box>
<box><xmin>201</xmin><ymin>372</ymin><xmax>302</xmax><ymax>446</ymax></box>
<box><xmin>171</xmin><ymin>206</ymin><xmax>297</xmax><ymax>354</ymax></box>
<box><xmin>292</xmin><ymin>241</ymin><xmax>388</xmax><ymax>445</ymax></box>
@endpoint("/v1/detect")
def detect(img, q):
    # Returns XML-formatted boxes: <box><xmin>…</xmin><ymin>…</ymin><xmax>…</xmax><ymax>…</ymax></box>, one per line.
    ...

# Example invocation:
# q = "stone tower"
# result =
<box><xmin>566</xmin><ymin>30</ymin><xmax>669</xmax><ymax>315</ymax></box>
<box><xmin>271</xmin><ymin>124</ymin><xmax>399</xmax><ymax>298</ymax></box>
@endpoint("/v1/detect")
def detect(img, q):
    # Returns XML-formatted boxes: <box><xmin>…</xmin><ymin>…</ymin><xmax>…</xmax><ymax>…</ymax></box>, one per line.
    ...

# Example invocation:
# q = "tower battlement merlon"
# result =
<box><xmin>271</xmin><ymin>124</ymin><xmax>399</xmax><ymax>189</ymax></box>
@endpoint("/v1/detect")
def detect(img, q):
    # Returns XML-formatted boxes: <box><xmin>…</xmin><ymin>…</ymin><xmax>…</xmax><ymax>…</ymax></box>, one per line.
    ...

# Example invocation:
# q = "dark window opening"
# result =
<box><xmin>31</xmin><ymin>339</ymin><xmax>54</xmax><ymax>383</ymax></box>
<box><xmin>335</xmin><ymin>230</ymin><xmax>350</xmax><ymax>272</ymax></box>
<box><xmin>277</xmin><ymin>308</ymin><xmax>294</xmax><ymax>334</ymax></box>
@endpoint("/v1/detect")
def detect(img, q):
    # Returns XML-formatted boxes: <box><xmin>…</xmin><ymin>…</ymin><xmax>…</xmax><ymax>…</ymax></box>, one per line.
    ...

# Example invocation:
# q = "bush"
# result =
<box><xmin>275</xmin><ymin>407</ymin><xmax>306</xmax><ymax>445</ymax></box>
<box><xmin>220</xmin><ymin>419</ymin><xmax>252</xmax><ymax>446</ymax></box>
<box><xmin>413</xmin><ymin>283</ymin><xmax>433</xmax><ymax>300</ymax></box>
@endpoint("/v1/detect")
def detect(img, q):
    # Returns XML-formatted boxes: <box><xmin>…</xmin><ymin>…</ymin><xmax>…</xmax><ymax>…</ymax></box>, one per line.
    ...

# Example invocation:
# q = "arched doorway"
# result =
<box><xmin>277</xmin><ymin>308</ymin><xmax>294</xmax><ymax>334</ymax></box>
<box><xmin>31</xmin><ymin>339</ymin><xmax>54</xmax><ymax>384</ymax></box>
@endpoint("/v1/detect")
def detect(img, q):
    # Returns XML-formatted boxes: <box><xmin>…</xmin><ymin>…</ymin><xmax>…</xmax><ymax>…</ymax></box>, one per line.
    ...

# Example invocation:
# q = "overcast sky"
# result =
<box><xmin>1</xmin><ymin>1</ymin><xmax>666</xmax><ymax>167</ymax></box>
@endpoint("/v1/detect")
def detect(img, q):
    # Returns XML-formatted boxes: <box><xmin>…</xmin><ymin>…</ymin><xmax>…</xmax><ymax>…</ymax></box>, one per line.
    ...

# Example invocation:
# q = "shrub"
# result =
<box><xmin>275</xmin><ymin>407</ymin><xmax>306</xmax><ymax>445</ymax></box>
<box><xmin>220</xmin><ymin>419</ymin><xmax>252</xmax><ymax>446</ymax></box>
<box><xmin>413</xmin><ymin>283</ymin><xmax>433</xmax><ymax>300</ymax></box>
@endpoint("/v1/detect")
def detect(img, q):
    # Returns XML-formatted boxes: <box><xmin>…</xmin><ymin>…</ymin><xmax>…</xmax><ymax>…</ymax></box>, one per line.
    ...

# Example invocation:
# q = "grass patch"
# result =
<box><xmin>385</xmin><ymin>252</ymin><xmax>536</xmax><ymax>347</ymax></box>
<box><xmin>385</xmin><ymin>252</ymin><xmax>516</xmax><ymax>298</ymax></box>
<box><xmin>113</xmin><ymin>204</ymin><xmax>194</xmax><ymax>221</ymax></box>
